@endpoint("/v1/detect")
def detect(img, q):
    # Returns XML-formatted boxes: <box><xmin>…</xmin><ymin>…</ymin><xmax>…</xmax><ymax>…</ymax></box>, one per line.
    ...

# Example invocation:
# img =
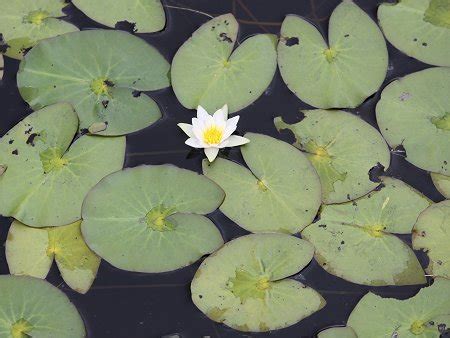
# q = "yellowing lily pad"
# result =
<box><xmin>191</xmin><ymin>233</ymin><xmax>325</xmax><ymax>332</ymax></box>
<box><xmin>17</xmin><ymin>29</ymin><xmax>170</xmax><ymax>135</ymax></box>
<box><xmin>275</xmin><ymin>110</ymin><xmax>390</xmax><ymax>204</ymax></box>
<box><xmin>278</xmin><ymin>1</ymin><xmax>388</xmax><ymax>109</ymax></box>
<box><xmin>318</xmin><ymin>326</ymin><xmax>357</xmax><ymax>338</ymax></box>
<box><xmin>348</xmin><ymin>278</ymin><xmax>450</xmax><ymax>337</ymax></box>
<box><xmin>203</xmin><ymin>133</ymin><xmax>321</xmax><ymax>234</ymax></box>
<box><xmin>6</xmin><ymin>220</ymin><xmax>100</xmax><ymax>294</ymax></box>
<box><xmin>81</xmin><ymin>165</ymin><xmax>225</xmax><ymax>273</ymax></box>
<box><xmin>302</xmin><ymin>177</ymin><xmax>429</xmax><ymax>286</ymax></box>
<box><xmin>413</xmin><ymin>200</ymin><xmax>450</xmax><ymax>279</ymax></box>
<box><xmin>171</xmin><ymin>14</ymin><xmax>277</xmax><ymax>114</ymax></box>
<box><xmin>378</xmin><ymin>0</ymin><xmax>450</xmax><ymax>67</ymax></box>
<box><xmin>0</xmin><ymin>0</ymin><xmax>79</xmax><ymax>59</ymax></box>
<box><xmin>0</xmin><ymin>275</ymin><xmax>85</xmax><ymax>337</ymax></box>
<box><xmin>376</xmin><ymin>67</ymin><xmax>450</xmax><ymax>175</ymax></box>
<box><xmin>0</xmin><ymin>103</ymin><xmax>125</xmax><ymax>227</ymax></box>
<box><xmin>72</xmin><ymin>0</ymin><xmax>165</xmax><ymax>33</ymax></box>
<box><xmin>431</xmin><ymin>173</ymin><xmax>450</xmax><ymax>198</ymax></box>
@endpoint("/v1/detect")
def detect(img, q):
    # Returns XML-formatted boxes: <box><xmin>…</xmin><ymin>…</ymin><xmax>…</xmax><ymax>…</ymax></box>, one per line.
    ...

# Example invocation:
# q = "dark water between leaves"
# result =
<box><xmin>0</xmin><ymin>0</ymin><xmax>445</xmax><ymax>337</ymax></box>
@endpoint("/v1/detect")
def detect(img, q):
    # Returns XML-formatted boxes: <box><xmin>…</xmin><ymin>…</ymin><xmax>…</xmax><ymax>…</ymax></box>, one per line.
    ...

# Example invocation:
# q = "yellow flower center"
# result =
<box><xmin>203</xmin><ymin>126</ymin><xmax>223</xmax><ymax>145</ymax></box>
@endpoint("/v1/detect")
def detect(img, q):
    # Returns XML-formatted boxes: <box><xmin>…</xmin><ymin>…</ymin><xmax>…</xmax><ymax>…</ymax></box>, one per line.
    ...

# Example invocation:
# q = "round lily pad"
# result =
<box><xmin>0</xmin><ymin>275</ymin><xmax>85</xmax><ymax>337</ymax></box>
<box><xmin>203</xmin><ymin>132</ymin><xmax>321</xmax><ymax>234</ymax></box>
<box><xmin>6</xmin><ymin>220</ymin><xmax>100</xmax><ymax>294</ymax></box>
<box><xmin>17</xmin><ymin>29</ymin><xmax>170</xmax><ymax>135</ymax></box>
<box><xmin>278</xmin><ymin>1</ymin><xmax>388</xmax><ymax>109</ymax></box>
<box><xmin>191</xmin><ymin>233</ymin><xmax>325</xmax><ymax>332</ymax></box>
<box><xmin>378</xmin><ymin>0</ymin><xmax>450</xmax><ymax>67</ymax></box>
<box><xmin>72</xmin><ymin>0</ymin><xmax>165</xmax><ymax>33</ymax></box>
<box><xmin>0</xmin><ymin>0</ymin><xmax>79</xmax><ymax>59</ymax></box>
<box><xmin>81</xmin><ymin>165</ymin><xmax>225</xmax><ymax>273</ymax></box>
<box><xmin>348</xmin><ymin>277</ymin><xmax>450</xmax><ymax>337</ymax></box>
<box><xmin>171</xmin><ymin>14</ymin><xmax>277</xmax><ymax>114</ymax></box>
<box><xmin>318</xmin><ymin>326</ymin><xmax>357</xmax><ymax>338</ymax></box>
<box><xmin>0</xmin><ymin>103</ymin><xmax>125</xmax><ymax>227</ymax></box>
<box><xmin>376</xmin><ymin>67</ymin><xmax>450</xmax><ymax>175</ymax></box>
<box><xmin>275</xmin><ymin>110</ymin><xmax>391</xmax><ymax>204</ymax></box>
<box><xmin>431</xmin><ymin>173</ymin><xmax>450</xmax><ymax>198</ymax></box>
<box><xmin>413</xmin><ymin>200</ymin><xmax>450</xmax><ymax>279</ymax></box>
<box><xmin>302</xmin><ymin>177</ymin><xmax>429</xmax><ymax>286</ymax></box>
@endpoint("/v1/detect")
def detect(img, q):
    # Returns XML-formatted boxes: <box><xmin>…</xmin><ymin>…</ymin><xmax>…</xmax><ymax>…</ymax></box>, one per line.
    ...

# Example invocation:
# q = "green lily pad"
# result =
<box><xmin>0</xmin><ymin>275</ymin><xmax>85</xmax><ymax>337</ymax></box>
<box><xmin>6</xmin><ymin>220</ymin><xmax>100</xmax><ymax>294</ymax></box>
<box><xmin>378</xmin><ymin>0</ymin><xmax>450</xmax><ymax>67</ymax></box>
<box><xmin>171</xmin><ymin>14</ymin><xmax>277</xmax><ymax>114</ymax></box>
<box><xmin>191</xmin><ymin>233</ymin><xmax>325</xmax><ymax>332</ymax></box>
<box><xmin>72</xmin><ymin>0</ymin><xmax>165</xmax><ymax>33</ymax></box>
<box><xmin>17</xmin><ymin>29</ymin><xmax>170</xmax><ymax>135</ymax></box>
<box><xmin>0</xmin><ymin>0</ymin><xmax>79</xmax><ymax>60</ymax></box>
<box><xmin>318</xmin><ymin>326</ymin><xmax>357</xmax><ymax>338</ymax></box>
<box><xmin>81</xmin><ymin>165</ymin><xmax>225</xmax><ymax>273</ymax></box>
<box><xmin>376</xmin><ymin>67</ymin><xmax>450</xmax><ymax>175</ymax></box>
<box><xmin>275</xmin><ymin>110</ymin><xmax>390</xmax><ymax>204</ymax></box>
<box><xmin>431</xmin><ymin>173</ymin><xmax>450</xmax><ymax>198</ymax></box>
<box><xmin>278</xmin><ymin>1</ymin><xmax>388</xmax><ymax>109</ymax></box>
<box><xmin>302</xmin><ymin>177</ymin><xmax>429</xmax><ymax>286</ymax></box>
<box><xmin>413</xmin><ymin>200</ymin><xmax>450</xmax><ymax>279</ymax></box>
<box><xmin>348</xmin><ymin>278</ymin><xmax>450</xmax><ymax>337</ymax></box>
<box><xmin>203</xmin><ymin>133</ymin><xmax>321</xmax><ymax>234</ymax></box>
<box><xmin>0</xmin><ymin>103</ymin><xmax>125</xmax><ymax>227</ymax></box>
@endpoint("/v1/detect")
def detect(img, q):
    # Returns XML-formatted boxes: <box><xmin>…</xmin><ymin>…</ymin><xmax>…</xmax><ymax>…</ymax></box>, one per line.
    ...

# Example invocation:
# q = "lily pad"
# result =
<box><xmin>17</xmin><ymin>29</ymin><xmax>170</xmax><ymax>135</ymax></box>
<box><xmin>378</xmin><ymin>0</ymin><xmax>450</xmax><ymax>67</ymax></box>
<box><xmin>6</xmin><ymin>220</ymin><xmax>100</xmax><ymax>294</ymax></box>
<box><xmin>0</xmin><ymin>103</ymin><xmax>125</xmax><ymax>227</ymax></box>
<box><xmin>318</xmin><ymin>326</ymin><xmax>357</xmax><ymax>338</ymax></box>
<box><xmin>413</xmin><ymin>200</ymin><xmax>450</xmax><ymax>279</ymax></box>
<box><xmin>81</xmin><ymin>165</ymin><xmax>225</xmax><ymax>273</ymax></box>
<box><xmin>0</xmin><ymin>275</ymin><xmax>85</xmax><ymax>337</ymax></box>
<box><xmin>275</xmin><ymin>110</ymin><xmax>390</xmax><ymax>204</ymax></box>
<box><xmin>171</xmin><ymin>14</ymin><xmax>277</xmax><ymax>114</ymax></box>
<box><xmin>302</xmin><ymin>177</ymin><xmax>429</xmax><ymax>286</ymax></box>
<box><xmin>431</xmin><ymin>173</ymin><xmax>450</xmax><ymax>198</ymax></box>
<box><xmin>278</xmin><ymin>1</ymin><xmax>388</xmax><ymax>109</ymax></box>
<box><xmin>347</xmin><ymin>278</ymin><xmax>450</xmax><ymax>337</ymax></box>
<box><xmin>0</xmin><ymin>0</ymin><xmax>79</xmax><ymax>59</ymax></box>
<box><xmin>203</xmin><ymin>133</ymin><xmax>321</xmax><ymax>234</ymax></box>
<box><xmin>376</xmin><ymin>67</ymin><xmax>450</xmax><ymax>175</ymax></box>
<box><xmin>72</xmin><ymin>0</ymin><xmax>165</xmax><ymax>33</ymax></box>
<box><xmin>191</xmin><ymin>233</ymin><xmax>325</xmax><ymax>332</ymax></box>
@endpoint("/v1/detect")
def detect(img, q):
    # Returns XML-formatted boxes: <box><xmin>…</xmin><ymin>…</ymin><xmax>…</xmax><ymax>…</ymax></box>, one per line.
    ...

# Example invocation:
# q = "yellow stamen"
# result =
<box><xmin>203</xmin><ymin>126</ymin><xmax>223</xmax><ymax>145</ymax></box>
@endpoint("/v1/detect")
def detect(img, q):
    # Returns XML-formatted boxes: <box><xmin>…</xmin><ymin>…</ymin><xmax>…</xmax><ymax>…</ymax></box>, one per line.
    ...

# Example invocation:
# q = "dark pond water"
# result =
<box><xmin>0</xmin><ymin>0</ymin><xmax>445</xmax><ymax>337</ymax></box>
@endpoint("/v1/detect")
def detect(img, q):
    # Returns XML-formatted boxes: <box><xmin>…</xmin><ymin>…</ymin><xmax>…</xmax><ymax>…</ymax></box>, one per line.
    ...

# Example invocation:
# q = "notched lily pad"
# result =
<box><xmin>302</xmin><ymin>177</ymin><xmax>430</xmax><ymax>286</ymax></box>
<box><xmin>378</xmin><ymin>0</ymin><xmax>450</xmax><ymax>67</ymax></box>
<box><xmin>318</xmin><ymin>326</ymin><xmax>357</xmax><ymax>338</ymax></box>
<box><xmin>278</xmin><ymin>1</ymin><xmax>388</xmax><ymax>108</ymax></box>
<box><xmin>191</xmin><ymin>233</ymin><xmax>325</xmax><ymax>332</ymax></box>
<box><xmin>0</xmin><ymin>275</ymin><xmax>85</xmax><ymax>337</ymax></box>
<box><xmin>0</xmin><ymin>0</ymin><xmax>79</xmax><ymax>59</ymax></box>
<box><xmin>72</xmin><ymin>0</ymin><xmax>165</xmax><ymax>33</ymax></box>
<box><xmin>376</xmin><ymin>67</ymin><xmax>450</xmax><ymax>174</ymax></box>
<box><xmin>348</xmin><ymin>278</ymin><xmax>450</xmax><ymax>337</ymax></box>
<box><xmin>17</xmin><ymin>29</ymin><xmax>170</xmax><ymax>135</ymax></box>
<box><xmin>0</xmin><ymin>103</ymin><xmax>125</xmax><ymax>227</ymax></box>
<box><xmin>6</xmin><ymin>220</ymin><xmax>100</xmax><ymax>294</ymax></box>
<box><xmin>171</xmin><ymin>14</ymin><xmax>277</xmax><ymax>114</ymax></box>
<box><xmin>275</xmin><ymin>110</ymin><xmax>390</xmax><ymax>204</ymax></box>
<box><xmin>431</xmin><ymin>172</ymin><xmax>450</xmax><ymax>198</ymax></box>
<box><xmin>203</xmin><ymin>132</ymin><xmax>321</xmax><ymax>234</ymax></box>
<box><xmin>413</xmin><ymin>200</ymin><xmax>450</xmax><ymax>279</ymax></box>
<box><xmin>81</xmin><ymin>165</ymin><xmax>225</xmax><ymax>273</ymax></box>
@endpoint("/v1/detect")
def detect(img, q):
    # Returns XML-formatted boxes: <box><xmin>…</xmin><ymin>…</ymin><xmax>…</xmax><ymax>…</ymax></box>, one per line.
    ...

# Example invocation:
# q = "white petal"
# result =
<box><xmin>204</xmin><ymin>147</ymin><xmax>220</xmax><ymax>162</ymax></box>
<box><xmin>192</xmin><ymin>118</ymin><xmax>205</xmax><ymax>141</ymax></box>
<box><xmin>185</xmin><ymin>138</ymin><xmax>204</xmax><ymax>149</ymax></box>
<box><xmin>213</xmin><ymin>104</ymin><xmax>228</xmax><ymax>122</ymax></box>
<box><xmin>197</xmin><ymin>105</ymin><xmax>210</xmax><ymax>120</ymax></box>
<box><xmin>177</xmin><ymin>123</ymin><xmax>194</xmax><ymax>137</ymax></box>
<box><xmin>224</xmin><ymin>135</ymin><xmax>250</xmax><ymax>147</ymax></box>
<box><xmin>223</xmin><ymin>115</ymin><xmax>240</xmax><ymax>139</ymax></box>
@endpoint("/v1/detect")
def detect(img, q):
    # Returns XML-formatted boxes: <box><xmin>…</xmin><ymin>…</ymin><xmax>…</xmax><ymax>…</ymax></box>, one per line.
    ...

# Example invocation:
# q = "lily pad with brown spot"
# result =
<box><xmin>6</xmin><ymin>220</ymin><xmax>100</xmax><ymax>294</ymax></box>
<box><xmin>431</xmin><ymin>173</ymin><xmax>450</xmax><ymax>198</ymax></box>
<box><xmin>191</xmin><ymin>233</ymin><xmax>325</xmax><ymax>332</ymax></box>
<box><xmin>302</xmin><ymin>177</ymin><xmax>430</xmax><ymax>286</ymax></box>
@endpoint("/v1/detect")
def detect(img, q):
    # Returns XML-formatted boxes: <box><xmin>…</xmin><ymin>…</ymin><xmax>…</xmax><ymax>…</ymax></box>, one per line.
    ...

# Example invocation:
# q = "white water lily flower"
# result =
<box><xmin>178</xmin><ymin>105</ymin><xmax>250</xmax><ymax>162</ymax></box>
